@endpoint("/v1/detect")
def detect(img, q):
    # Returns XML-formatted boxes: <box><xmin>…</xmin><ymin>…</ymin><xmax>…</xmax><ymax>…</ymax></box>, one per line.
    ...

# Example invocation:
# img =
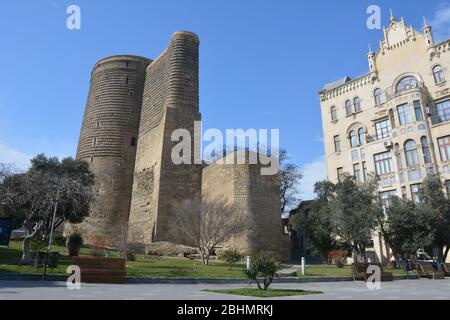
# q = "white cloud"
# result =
<box><xmin>300</xmin><ymin>156</ymin><xmax>328</xmax><ymax>200</ymax></box>
<box><xmin>430</xmin><ymin>3</ymin><xmax>450</xmax><ymax>42</ymax></box>
<box><xmin>0</xmin><ymin>142</ymin><xmax>31</xmax><ymax>170</ymax></box>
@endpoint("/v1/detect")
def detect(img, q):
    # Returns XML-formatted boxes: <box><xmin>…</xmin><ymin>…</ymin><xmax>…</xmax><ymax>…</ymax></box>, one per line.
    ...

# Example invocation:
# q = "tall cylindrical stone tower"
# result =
<box><xmin>69</xmin><ymin>55</ymin><xmax>152</xmax><ymax>243</ymax></box>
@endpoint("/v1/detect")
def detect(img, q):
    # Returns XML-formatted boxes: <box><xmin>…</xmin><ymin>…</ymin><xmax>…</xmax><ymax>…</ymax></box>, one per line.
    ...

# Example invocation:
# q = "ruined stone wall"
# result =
<box><xmin>202</xmin><ymin>153</ymin><xmax>287</xmax><ymax>260</ymax></box>
<box><xmin>67</xmin><ymin>55</ymin><xmax>151</xmax><ymax>242</ymax></box>
<box><xmin>127</xmin><ymin>32</ymin><xmax>202</xmax><ymax>250</ymax></box>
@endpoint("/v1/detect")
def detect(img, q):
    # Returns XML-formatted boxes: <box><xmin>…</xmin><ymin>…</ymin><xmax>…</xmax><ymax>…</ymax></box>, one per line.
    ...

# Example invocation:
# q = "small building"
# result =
<box><xmin>287</xmin><ymin>201</ymin><xmax>319</xmax><ymax>262</ymax></box>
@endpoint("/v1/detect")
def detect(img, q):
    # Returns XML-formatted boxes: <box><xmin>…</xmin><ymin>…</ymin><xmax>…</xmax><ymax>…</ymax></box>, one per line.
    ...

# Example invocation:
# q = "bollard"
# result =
<box><xmin>301</xmin><ymin>257</ymin><xmax>305</xmax><ymax>276</ymax></box>
<box><xmin>246</xmin><ymin>256</ymin><xmax>251</xmax><ymax>270</ymax></box>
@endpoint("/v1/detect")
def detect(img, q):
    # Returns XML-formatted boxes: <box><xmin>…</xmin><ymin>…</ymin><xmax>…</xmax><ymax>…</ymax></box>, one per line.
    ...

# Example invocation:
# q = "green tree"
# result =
<box><xmin>0</xmin><ymin>154</ymin><xmax>94</xmax><ymax>264</ymax></box>
<box><xmin>295</xmin><ymin>181</ymin><xmax>341</xmax><ymax>261</ymax></box>
<box><xmin>417</xmin><ymin>176</ymin><xmax>450</xmax><ymax>263</ymax></box>
<box><xmin>379</xmin><ymin>197</ymin><xmax>433</xmax><ymax>267</ymax></box>
<box><xmin>329</xmin><ymin>176</ymin><xmax>383</xmax><ymax>262</ymax></box>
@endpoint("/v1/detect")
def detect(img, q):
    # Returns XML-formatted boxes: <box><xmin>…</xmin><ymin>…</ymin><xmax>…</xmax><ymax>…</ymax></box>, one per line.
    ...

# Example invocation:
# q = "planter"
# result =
<box><xmin>47</xmin><ymin>252</ymin><xmax>60</xmax><ymax>269</ymax></box>
<box><xmin>34</xmin><ymin>252</ymin><xmax>46</xmax><ymax>269</ymax></box>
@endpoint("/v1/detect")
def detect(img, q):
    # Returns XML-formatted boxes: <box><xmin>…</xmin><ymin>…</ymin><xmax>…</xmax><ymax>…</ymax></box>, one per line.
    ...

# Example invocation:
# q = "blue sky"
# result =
<box><xmin>0</xmin><ymin>0</ymin><xmax>449</xmax><ymax>199</ymax></box>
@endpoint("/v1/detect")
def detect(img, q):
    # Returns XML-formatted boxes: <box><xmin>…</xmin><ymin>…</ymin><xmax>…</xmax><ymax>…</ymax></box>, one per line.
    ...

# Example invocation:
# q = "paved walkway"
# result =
<box><xmin>1</xmin><ymin>279</ymin><xmax>450</xmax><ymax>300</ymax></box>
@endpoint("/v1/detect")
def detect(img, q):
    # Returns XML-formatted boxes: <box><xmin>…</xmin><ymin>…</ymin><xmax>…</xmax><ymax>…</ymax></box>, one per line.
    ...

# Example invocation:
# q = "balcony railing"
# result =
<box><xmin>384</xmin><ymin>82</ymin><xmax>426</xmax><ymax>102</ymax></box>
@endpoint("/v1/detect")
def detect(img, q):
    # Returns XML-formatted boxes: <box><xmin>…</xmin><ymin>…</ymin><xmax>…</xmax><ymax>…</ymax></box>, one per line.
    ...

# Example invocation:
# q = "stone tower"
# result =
<box><xmin>127</xmin><ymin>31</ymin><xmax>203</xmax><ymax>250</ymax></box>
<box><xmin>70</xmin><ymin>55</ymin><xmax>151</xmax><ymax>242</ymax></box>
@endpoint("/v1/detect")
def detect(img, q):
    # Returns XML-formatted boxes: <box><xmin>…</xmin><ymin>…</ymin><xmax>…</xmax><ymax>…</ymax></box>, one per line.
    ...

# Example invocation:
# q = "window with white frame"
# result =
<box><xmin>405</xmin><ymin>140</ymin><xmax>419</xmax><ymax>167</ymax></box>
<box><xmin>436</xmin><ymin>100</ymin><xmax>450</xmax><ymax>123</ymax></box>
<box><xmin>438</xmin><ymin>136</ymin><xmax>450</xmax><ymax>162</ymax></box>
<box><xmin>374</xmin><ymin>88</ymin><xmax>382</xmax><ymax>105</ymax></box>
<box><xmin>374</xmin><ymin>151</ymin><xmax>394</xmax><ymax>175</ymax></box>
<box><xmin>396</xmin><ymin>76</ymin><xmax>418</xmax><ymax>93</ymax></box>
<box><xmin>433</xmin><ymin>65</ymin><xmax>445</xmax><ymax>84</ymax></box>
<box><xmin>397</xmin><ymin>103</ymin><xmax>413</xmax><ymax>126</ymax></box>
<box><xmin>375</xmin><ymin>119</ymin><xmax>391</xmax><ymax>140</ymax></box>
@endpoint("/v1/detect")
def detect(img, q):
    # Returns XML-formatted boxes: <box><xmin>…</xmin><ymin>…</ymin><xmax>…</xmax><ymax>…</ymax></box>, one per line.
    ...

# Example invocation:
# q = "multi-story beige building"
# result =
<box><xmin>319</xmin><ymin>14</ymin><xmax>450</xmax><ymax>264</ymax></box>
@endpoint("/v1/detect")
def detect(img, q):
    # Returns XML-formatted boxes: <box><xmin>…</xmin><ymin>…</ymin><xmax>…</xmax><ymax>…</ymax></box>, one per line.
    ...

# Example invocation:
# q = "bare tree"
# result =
<box><xmin>279</xmin><ymin>149</ymin><xmax>303</xmax><ymax>216</ymax></box>
<box><xmin>0</xmin><ymin>163</ymin><xmax>14</xmax><ymax>184</ymax></box>
<box><xmin>0</xmin><ymin>155</ymin><xmax>94</xmax><ymax>264</ymax></box>
<box><xmin>171</xmin><ymin>196</ymin><xmax>245</xmax><ymax>265</ymax></box>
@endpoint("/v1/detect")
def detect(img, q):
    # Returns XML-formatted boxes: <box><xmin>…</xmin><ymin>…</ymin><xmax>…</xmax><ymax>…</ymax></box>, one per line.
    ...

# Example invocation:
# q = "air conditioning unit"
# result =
<box><xmin>384</xmin><ymin>141</ymin><xmax>393</xmax><ymax>149</ymax></box>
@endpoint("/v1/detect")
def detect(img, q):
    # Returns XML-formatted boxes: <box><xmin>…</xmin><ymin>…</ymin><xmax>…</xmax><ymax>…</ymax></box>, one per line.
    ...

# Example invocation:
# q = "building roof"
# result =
<box><xmin>322</xmin><ymin>76</ymin><xmax>351</xmax><ymax>91</ymax></box>
<box><xmin>289</xmin><ymin>200</ymin><xmax>315</xmax><ymax>216</ymax></box>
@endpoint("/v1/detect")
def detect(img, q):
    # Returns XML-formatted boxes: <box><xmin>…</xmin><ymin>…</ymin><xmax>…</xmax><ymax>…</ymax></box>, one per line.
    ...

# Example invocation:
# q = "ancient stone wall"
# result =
<box><xmin>202</xmin><ymin>152</ymin><xmax>287</xmax><ymax>260</ymax></box>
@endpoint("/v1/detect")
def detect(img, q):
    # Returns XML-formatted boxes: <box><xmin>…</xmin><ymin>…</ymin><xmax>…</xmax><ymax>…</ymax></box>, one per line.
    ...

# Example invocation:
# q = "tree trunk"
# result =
<box><xmin>21</xmin><ymin>233</ymin><xmax>35</xmax><ymax>265</ymax></box>
<box><xmin>436</xmin><ymin>246</ymin><xmax>444</xmax><ymax>270</ymax></box>
<box><xmin>443</xmin><ymin>246</ymin><xmax>450</xmax><ymax>263</ymax></box>
<box><xmin>20</xmin><ymin>222</ymin><xmax>42</xmax><ymax>265</ymax></box>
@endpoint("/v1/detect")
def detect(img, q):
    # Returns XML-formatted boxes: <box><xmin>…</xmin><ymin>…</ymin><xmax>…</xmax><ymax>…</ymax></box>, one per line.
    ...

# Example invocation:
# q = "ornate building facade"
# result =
<box><xmin>319</xmin><ymin>15</ymin><xmax>450</xmax><ymax>263</ymax></box>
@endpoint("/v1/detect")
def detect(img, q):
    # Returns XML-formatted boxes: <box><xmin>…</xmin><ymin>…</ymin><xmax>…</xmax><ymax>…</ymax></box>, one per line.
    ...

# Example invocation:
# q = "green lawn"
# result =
<box><xmin>0</xmin><ymin>241</ymin><xmax>416</xmax><ymax>278</ymax></box>
<box><xmin>0</xmin><ymin>240</ymin><xmax>247</xmax><ymax>278</ymax></box>
<box><xmin>205</xmin><ymin>288</ymin><xmax>323</xmax><ymax>298</ymax></box>
<box><xmin>297</xmin><ymin>264</ymin><xmax>415</xmax><ymax>277</ymax></box>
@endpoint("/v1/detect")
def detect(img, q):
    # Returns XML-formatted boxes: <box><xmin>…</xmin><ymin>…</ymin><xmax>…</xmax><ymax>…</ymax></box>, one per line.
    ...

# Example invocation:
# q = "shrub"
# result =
<box><xmin>53</xmin><ymin>235</ymin><xmax>67</xmax><ymax>247</ymax></box>
<box><xmin>222</xmin><ymin>250</ymin><xmax>242</xmax><ymax>268</ymax></box>
<box><xmin>327</xmin><ymin>250</ymin><xmax>348</xmax><ymax>268</ymax></box>
<box><xmin>245</xmin><ymin>255</ymin><xmax>282</xmax><ymax>291</ymax></box>
<box><xmin>126</xmin><ymin>251</ymin><xmax>136</xmax><ymax>262</ymax></box>
<box><xmin>31</xmin><ymin>236</ymin><xmax>47</xmax><ymax>253</ymax></box>
<box><xmin>66</xmin><ymin>233</ymin><xmax>83</xmax><ymax>257</ymax></box>
<box><xmin>125</xmin><ymin>244</ymin><xmax>138</xmax><ymax>261</ymax></box>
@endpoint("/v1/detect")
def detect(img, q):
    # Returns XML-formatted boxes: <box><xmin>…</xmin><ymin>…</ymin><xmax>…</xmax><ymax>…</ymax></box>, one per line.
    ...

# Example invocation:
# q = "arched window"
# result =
<box><xmin>433</xmin><ymin>65</ymin><xmax>445</xmax><ymax>84</ymax></box>
<box><xmin>354</xmin><ymin>97</ymin><xmax>361</xmax><ymax>112</ymax></box>
<box><xmin>405</xmin><ymin>140</ymin><xmax>419</xmax><ymax>167</ymax></box>
<box><xmin>350</xmin><ymin>130</ymin><xmax>358</xmax><ymax>148</ymax></box>
<box><xmin>421</xmin><ymin>137</ymin><xmax>432</xmax><ymax>164</ymax></box>
<box><xmin>331</xmin><ymin>106</ymin><xmax>338</xmax><ymax>122</ymax></box>
<box><xmin>374</xmin><ymin>88</ymin><xmax>382</xmax><ymax>105</ymax></box>
<box><xmin>358</xmin><ymin>128</ymin><xmax>365</xmax><ymax>145</ymax></box>
<box><xmin>396</xmin><ymin>76</ymin><xmax>418</xmax><ymax>93</ymax></box>
<box><xmin>345</xmin><ymin>100</ymin><xmax>353</xmax><ymax>116</ymax></box>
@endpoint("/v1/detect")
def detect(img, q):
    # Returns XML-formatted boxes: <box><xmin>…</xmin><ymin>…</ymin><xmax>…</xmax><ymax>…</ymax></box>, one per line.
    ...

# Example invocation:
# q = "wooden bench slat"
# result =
<box><xmin>72</xmin><ymin>257</ymin><xmax>127</xmax><ymax>284</ymax></box>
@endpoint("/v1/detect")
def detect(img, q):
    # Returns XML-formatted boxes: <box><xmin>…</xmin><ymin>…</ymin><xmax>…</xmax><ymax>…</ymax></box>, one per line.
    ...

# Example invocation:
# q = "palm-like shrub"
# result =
<box><xmin>245</xmin><ymin>255</ymin><xmax>282</xmax><ymax>291</ymax></box>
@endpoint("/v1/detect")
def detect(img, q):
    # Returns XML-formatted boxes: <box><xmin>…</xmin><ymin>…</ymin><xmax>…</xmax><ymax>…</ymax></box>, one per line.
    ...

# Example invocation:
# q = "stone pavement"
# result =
<box><xmin>0</xmin><ymin>279</ymin><xmax>449</xmax><ymax>300</ymax></box>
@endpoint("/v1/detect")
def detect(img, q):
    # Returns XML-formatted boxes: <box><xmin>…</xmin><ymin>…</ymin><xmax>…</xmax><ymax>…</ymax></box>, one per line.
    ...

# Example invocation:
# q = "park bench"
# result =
<box><xmin>440</xmin><ymin>263</ymin><xmax>450</xmax><ymax>277</ymax></box>
<box><xmin>72</xmin><ymin>257</ymin><xmax>127</xmax><ymax>284</ymax></box>
<box><xmin>416</xmin><ymin>262</ymin><xmax>445</xmax><ymax>279</ymax></box>
<box><xmin>352</xmin><ymin>263</ymin><xmax>393</xmax><ymax>282</ymax></box>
